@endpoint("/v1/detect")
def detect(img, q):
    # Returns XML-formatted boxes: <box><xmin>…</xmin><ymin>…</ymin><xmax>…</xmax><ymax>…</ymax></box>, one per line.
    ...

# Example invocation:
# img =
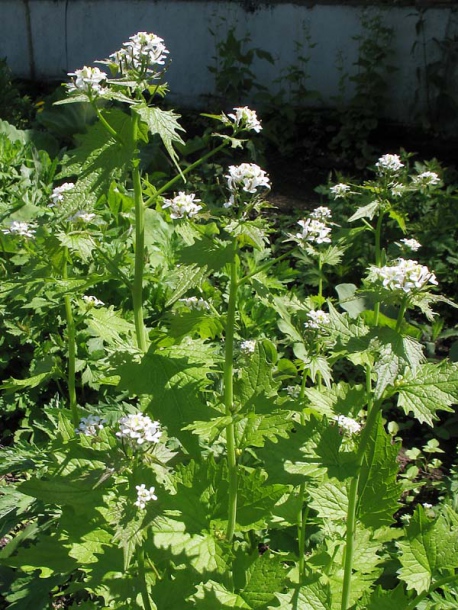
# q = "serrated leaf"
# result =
<box><xmin>235</xmin><ymin>340</ymin><xmax>279</xmax><ymax>410</ymax></box>
<box><xmin>304</xmin><ymin>382</ymin><xmax>367</xmax><ymax>420</ymax></box>
<box><xmin>359</xmin><ymin>584</ymin><xmax>410</xmax><ymax>610</ymax></box>
<box><xmin>235</xmin><ymin>412</ymin><xmax>291</xmax><ymax>450</ymax></box>
<box><xmin>241</xmin><ymin>552</ymin><xmax>287</xmax><ymax>608</ymax></box>
<box><xmin>191</xmin><ymin>580</ymin><xmax>251</xmax><ymax>608</ymax></box>
<box><xmin>271</xmin><ymin>580</ymin><xmax>331</xmax><ymax>610</ymax></box>
<box><xmin>67</xmin><ymin>528</ymin><xmax>112</xmax><ymax>564</ymax></box>
<box><xmin>397</xmin><ymin>506</ymin><xmax>458</xmax><ymax>594</ymax></box>
<box><xmin>17</xmin><ymin>472</ymin><xmax>105</xmax><ymax>508</ymax></box>
<box><xmin>165</xmin><ymin>263</ymin><xmax>209</xmax><ymax>307</ymax></box>
<box><xmin>348</xmin><ymin>200</ymin><xmax>380</xmax><ymax>222</ymax></box>
<box><xmin>1</xmin><ymin>535</ymin><xmax>77</xmax><ymax>577</ymax></box>
<box><xmin>371</xmin><ymin>328</ymin><xmax>425</xmax><ymax>400</ymax></box>
<box><xmin>134</xmin><ymin>105</ymin><xmax>185</xmax><ymax>175</ymax></box>
<box><xmin>60</xmin><ymin>108</ymin><xmax>135</xmax><ymax>199</ymax></box>
<box><xmin>308</xmin><ymin>478</ymin><xmax>348</xmax><ymax>521</ymax></box>
<box><xmin>357</xmin><ymin>415</ymin><xmax>402</xmax><ymax>528</ymax></box>
<box><xmin>395</xmin><ymin>361</ymin><xmax>458</xmax><ymax>425</ymax></box>
<box><xmin>56</xmin><ymin>230</ymin><xmax>95</xmax><ymax>261</ymax></box>
<box><xmin>336</xmin><ymin>283</ymin><xmax>370</xmax><ymax>318</ymax></box>
<box><xmin>85</xmin><ymin>306</ymin><xmax>135</xmax><ymax>345</ymax></box>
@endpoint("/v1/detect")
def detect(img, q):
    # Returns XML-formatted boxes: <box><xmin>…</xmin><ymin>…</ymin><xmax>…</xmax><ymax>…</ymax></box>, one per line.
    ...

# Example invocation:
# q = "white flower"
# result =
<box><xmin>226</xmin><ymin>107</ymin><xmax>262</xmax><ymax>133</ymax></box>
<box><xmin>375</xmin><ymin>154</ymin><xmax>404</xmax><ymax>174</ymax></box>
<box><xmin>116</xmin><ymin>413</ymin><xmax>162</xmax><ymax>446</ymax></box>
<box><xmin>67</xmin><ymin>66</ymin><xmax>107</xmax><ymax>95</ymax></box>
<box><xmin>226</xmin><ymin>163</ymin><xmax>270</xmax><ymax>194</ymax></box>
<box><xmin>76</xmin><ymin>415</ymin><xmax>106</xmax><ymax>436</ymax></box>
<box><xmin>296</xmin><ymin>218</ymin><xmax>331</xmax><ymax>244</ymax></box>
<box><xmin>2</xmin><ymin>221</ymin><xmax>35</xmax><ymax>238</ymax></box>
<box><xmin>286</xmin><ymin>385</ymin><xmax>301</xmax><ymax>399</ymax></box>
<box><xmin>400</xmin><ymin>238</ymin><xmax>421</xmax><ymax>252</ymax></box>
<box><xmin>68</xmin><ymin>211</ymin><xmax>96</xmax><ymax>223</ymax></box>
<box><xmin>83</xmin><ymin>295</ymin><xmax>104</xmax><ymax>307</ymax></box>
<box><xmin>162</xmin><ymin>192</ymin><xmax>202</xmax><ymax>219</ymax></box>
<box><xmin>179</xmin><ymin>296</ymin><xmax>210</xmax><ymax>310</ymax></box>
<box><xmin>330</xmin><ymin>183</ymin><xmax>350</xmax><ymax>199</ymax></box>
<box><xmin>369</xmin><ymin>258</ymin><xmax>438</xmax><ymax>293</ymax></box>
<box><xmin>333</xmin><ymin>415</ymin><xmax>362</xmax><ymax>435</ymax></box>
<box><xmin>240</xmin><ymin>340</ymin><xmax>256</xmax><ymax>354</ymax></box>
<box><xmin>411</xmin><ymin>171</ymin><xmax>440</xmax><ymax>188</ymax></box>
<box><xmin>134</xmin><ymin>484</ymin><xmax>158</xmax><ymax>509</ymax></box>
<box><xmin>109</xmin><ymin>32</ymin><xmax>169</xmax><ymax>76</ymax></box>
<box><xmin>49</xmin><ymin>182</ymin><xmax>75</xmax><ymax>207</ymax></box>
<box><xmin>423</xmin><ymin>502</ymin><xmax>433</xmax><ymax>509</ymax></box>
<box><xmin>310</xmin><ymin>206</ymin><xmax>332</xmax><ymax>221</ymax></box>
<box><xmin>304</xmin><ymin>309</ymin><xmax>330</xmax><ymax>329</ymax></box>
<box><xmin>390</xmin><ymin>182</ymin><xmax>406</xmax><ymax>198</ymax></box>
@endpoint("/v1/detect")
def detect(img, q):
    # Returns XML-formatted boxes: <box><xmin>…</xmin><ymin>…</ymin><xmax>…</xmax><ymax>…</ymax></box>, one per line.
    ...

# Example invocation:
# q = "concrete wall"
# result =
<box><xmin>1</xmin><ymin>0</ymin><xmax>457</xmax><ymax>122</ymax></box>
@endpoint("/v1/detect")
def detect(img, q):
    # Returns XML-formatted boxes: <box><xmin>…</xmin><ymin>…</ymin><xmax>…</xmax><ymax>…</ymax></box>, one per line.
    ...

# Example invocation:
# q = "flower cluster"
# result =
<box><xmin>83</xmin><ymin>295</ymin><xmax>104</xmax><ymax>307</ymax></box>
<box><xmin>240</xmin><ymin>340</ymin><xmax>256</xmax><ymax>354</ymax></box>
<box><xmin>108</xmin><ymin>32</ymin><xmax>169</xmax><ymax>77</ymax></box>
<box><xmin>76</xmin><ymin>415</ymin><xmax>106</xmax><ymax>437</ymax></box>
<box><xmin>49</xmin><ymin>182</ymin><xmax>75</xmax><ymax>207</ymax></box>
<box><xmin>411</xmin><ymin>171</ymin><xmax>440</xmax><ymax>189</ymax></box>
<box><xmin>330</xmin><ymin>183</ymin><xmax>350</xmax><ymax>199</ymax></box>
<box><xmin>226</xmin><ymin>163</ymin><xmax>270</xmax><ymax>195</ymax></box>
<box><xmin>2</xmin><ymin>221</ymin><xmax>35</xmax><ymax>238</ymax></box>
<box><xmin>116</xmin><ymin>413</ymin><xmax>162</xmax><ymax>446</ymax></box>
<box><xmin>304</xmin><ymin>309</ymin><xmax>330</xmax><ymax>330</ymax></box>
<box><xmin>226</xmin><ymin>107</ymin><xmax>262</xmax><ymax>133</ymax></box>
<box><xmin>369</xmin><ymin>258</ymin><xmax>438</xmax><ymax>293</ymax></box>
<box><xmin>68</xmin><ymin>211</ymin><xmax>96</xmax><ymax>223</ymax></box>
<box><xmin>375</xmin><ymin>154</ymin><xmax>404</xmax><ymax>174</ymax></box>
<box><xmin>390</xmin><ymin>182</ymin><xmax>406</xmax><ymax>198</ymax></box>
<box><xmin>400</xmin><ymin>238</ymin><xmax>421</xmax><ymax>252</ymax></box>
<box><xmin>295</xmin><ymin>218</ymin><xmax>331</xmax><ymax>245</ymax></box>
<box><xmin>134</xmin><ymin>484</ymin><xmax>158</xmax><ymax>509</ymax></box>
<box><xmin>179</xmin><ymin>296</ymin><xmax>210</xmax><ymax>310</ymax></box>
<box><xmin>333</xmin><ymin>415</ymin><xmax>362</xmax><ymax>435</ymax></box>
<box><xmin>67</xmin><ymin>66</ymin><xmax>107</xmax><ymax>96</ymax></box>
<box><xmin>310</xmin><ymin>206</ymin><xmax>332</xmax><ymax>221</ymax></box>
<box><xmin>162</xmin><ymin>192</ymin><xmax>202</xmax><ymax>219</ymax></box>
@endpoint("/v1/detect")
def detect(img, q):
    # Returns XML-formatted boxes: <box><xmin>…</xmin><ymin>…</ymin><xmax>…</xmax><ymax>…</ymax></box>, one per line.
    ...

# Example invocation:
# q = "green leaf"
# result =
<box><xmin>308</xmin><ymin>478</ymin><xmax>348</xmax><ymax>521</ymax></box>
<box><xmin>116</xmin><ymin>341</ymin><xmax>219</xmax><ymax>448</ymax></box>
<box><xmin>60</xmin><ymin>108</ymin><xmax>135</xmax><ymax>200</ymax></box>
<box><xmin>85</xmin><ymin>306</ymin><xmax>135</xmax><ymax>345</ymax></box>
<box><xmin>17</xmin><ymin>472</ymin><xmax>105</xmax><ymax>509</ymax></box>
<box><xmin>240</xmin><ymin>552</ymin><xmax>287</xmax><ymax>609</ymax></box>
<box><xmin>271</xmin><ymin>580</ymin><xmax>331</xmax><ymax>609</ymax></box>
<box><xmin>191</xmin><ymin>580</ymin><xmax>251</xmax><ymax>608</ymax></box>
<box><xmin>335</xmin><ymin>283</ymin><xmax>370</xmax><ymax>318</ymax></box>
<box><xmin>357</xmin><ymin>415</ymin><xmax>402</xmax><ymax>528</ymax></box>
<box><xmin>67</xmin><ymin>528</ymin><xmax>112</xmax><ymax>564</ymax></box>
<box><xmin>348</xmin><ymin>200</ymin><xmax>380</xmax><ymax>222</ymax></box>
<box><xmin>358</xmin><ymin>584</ymin><xmax>410</xmax><ymax>610</ymax></box>
<box><xmin>56</xmin><ymin>230</ymin><xmax>95</xmax><ymax>261</ymax></box>
<box><xmin>234</xmin><ymin>412</ymin><xmax>291</xmax><ymax>451</ymax></box>
<box><xmin>304</xmin><ymin>382</ymin><xmax>367</xmax><ymax>420</ymax></box>
<box><xmin>237</xmin><ymin>468</ymin><xmax>286</xmax><ymax>531</ymax></box>
<box><xmin>153</xmin><ymin>519</ymin><xmax>228</xmax><ymax>574</ymax></box>
<box><xmin>397</xmin><ymin>506</ymin><xmax>458</xmax><ymax>594</ymax></box>
<box><xmin>165</xmin><ymin>263</ymin><xmax>209</xmax><ymax>307</ymax></box>
<box><xmin>1</xmin><ymin>535</ymin><xmax>77</xmax><ymax>577</ymax></box>
<box><xmin>371</xmin><ymin>328</ymin><xmax>424</xmax><ymax>400</ymax></box>
<box><xmin>394</xmin><ymin>361</ymin><xmax>458</xmax><ymax>425</ymax></box>
<box><xmin>134</xmin><ymin>105</ymin><xmax>185</xmax><ymax>175</ymax></box>
<box><xmin>235</xmin><ymin>340</ymin><xmax>279</xmax><ymax>410</ymax></box>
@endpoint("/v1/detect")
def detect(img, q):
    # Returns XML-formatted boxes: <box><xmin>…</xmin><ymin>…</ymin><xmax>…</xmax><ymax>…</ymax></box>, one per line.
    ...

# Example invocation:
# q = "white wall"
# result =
<box><xmin>1</xmin><ymin>1</ymin><xmax>457</xmax><ymax>122</ymax></box>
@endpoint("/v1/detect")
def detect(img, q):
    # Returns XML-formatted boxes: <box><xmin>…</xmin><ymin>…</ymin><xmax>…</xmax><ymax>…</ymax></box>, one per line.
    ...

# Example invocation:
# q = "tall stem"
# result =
<box><xmin>373</xmin><ymin>212</ymin><xmax>385</xmax><ymax>326</ymax></box>
<box><xmin>62</xmin><ymin>249</ymin><xmax>78</xmax><ymax>427</ymax></box>
<box><xmin>224</xmin><ymin>240</ymin><xmax>239</xmax><ymax>542</ymax></box>
<box><xmin>297</xmin><ymin>369</ymin><xmax>309</xmax><ymax>578</ymax></box>
<box><xmin>132</xmin><ymin>115</ymin><xmax>148</xmax><ymax>353</ymax></box>
<box><xmin>340</xmin><ymin>368</ymin><xmax>381</xmax><ymax>610</ymax></box>
<box><xmin>138</xmin><ymin>548</ymin><xmax>153</xmax><ymax>610</ymax></box>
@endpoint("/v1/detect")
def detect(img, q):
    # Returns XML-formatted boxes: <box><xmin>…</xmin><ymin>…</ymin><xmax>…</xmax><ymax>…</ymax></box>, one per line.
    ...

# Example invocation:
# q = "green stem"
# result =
<box><xmin>62</xmin><ymin>250</ymin><xmax>78</xmax><ymax>428</ymax></box>
<box><xmin>396</xmin><ymin>294</ymin><xmax>409</xmax><ymax>333</ymax></box>
<box><xmin>340</xmin><ymin>369</ymin><xmax>382</xmax><ymax>610</ymax></box>
<box><xmin>224</xmin><ymin>240</ymin><xmax>239</xmax><ymax>542</ymax></box>
<box><xmin>318</xmin><ymin>256</ymin><xmax>323</xmax><ymax>301</ymax></box>
<box><xmin>132</xmin><ymin>116</ymin><xmax>148</xmax><ymax>353</ymax></box>
<box><xmin>297</xmin><ymin>368</ymin><xmax>309</xmax><ymax>578</ymax></box>
<box><xmin>405</xmin><ymin>574</ymin><xmax>458</xmax><ymax>610</ymax></box>
<box><xmin>137</xmin><ymin>548</ymin><xmax>153</xmax><ymax>610</ymax></box>
<box><xmin>373</xmin><ymin>212</ymin><xmax>386</xmax><ymax>326</ymax></box>
<box><xmin>147</xmin><ymin>142</ymin><xmax>228</xmax><ymax>203</ymax></box>
<box><xmin>94</xmin><ymin>104</ymin><xmax>124</xmax><ymax>145</ymax></box>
